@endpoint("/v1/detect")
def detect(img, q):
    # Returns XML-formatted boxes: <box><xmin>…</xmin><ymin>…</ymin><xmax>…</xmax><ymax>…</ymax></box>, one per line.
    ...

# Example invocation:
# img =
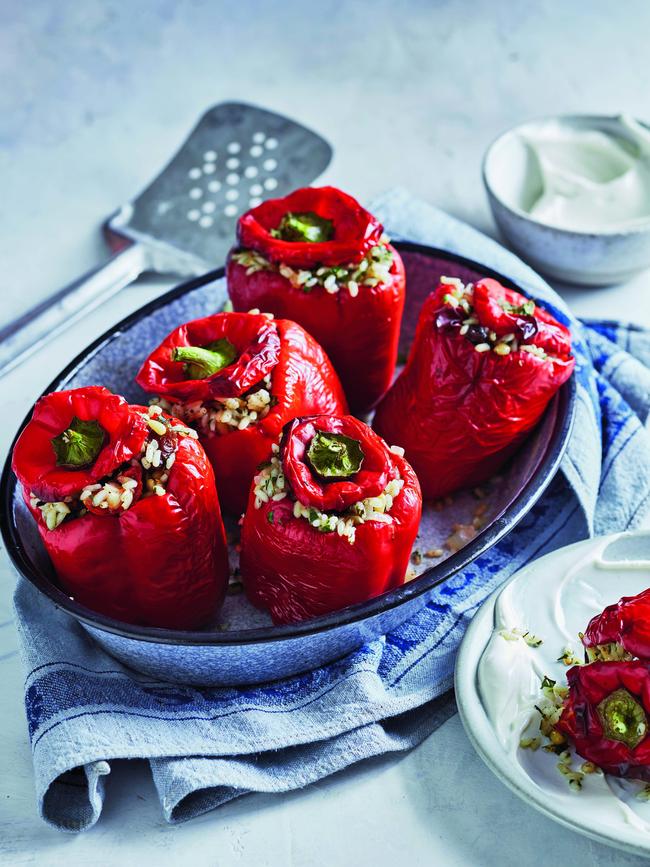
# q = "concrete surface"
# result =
<box><xmin>2</xmin><ymin>1</ymin><xmax>650</xmax><ymax>864</ymax></box>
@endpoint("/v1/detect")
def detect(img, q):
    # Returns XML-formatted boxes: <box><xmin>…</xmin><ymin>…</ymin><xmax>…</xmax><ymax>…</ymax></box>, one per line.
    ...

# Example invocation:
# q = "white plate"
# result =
<box><xmin>455</xmin><ymin>530</ymin><xmax>650</xmax><ymax>857</ymax></box>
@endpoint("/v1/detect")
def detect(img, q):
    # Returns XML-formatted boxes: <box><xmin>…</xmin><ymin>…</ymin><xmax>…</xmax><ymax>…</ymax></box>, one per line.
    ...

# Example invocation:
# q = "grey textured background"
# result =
<box><xmin>2</xmin><ymin>2</ymin><xmax>650</xmax><ymax>864</ymax></box>
<box><xmin>2</xmin><ymin>0</ymin><xmax>649</xmax><ymax>327</ymax></box>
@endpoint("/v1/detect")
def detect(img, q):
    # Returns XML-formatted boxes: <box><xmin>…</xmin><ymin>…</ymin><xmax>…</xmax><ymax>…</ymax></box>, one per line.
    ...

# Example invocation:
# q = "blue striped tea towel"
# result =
<box><xmin>11</xmin><ymin>189</ymin><xmax>650</xmax><ymax>831</ymax></box>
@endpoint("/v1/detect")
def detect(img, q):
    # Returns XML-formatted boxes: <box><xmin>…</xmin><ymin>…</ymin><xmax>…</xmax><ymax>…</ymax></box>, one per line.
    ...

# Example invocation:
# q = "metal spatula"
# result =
<box><xmin>0</xmin><ymin>102</ymin><xmax>332</xmax><ymax>377</ymax></box>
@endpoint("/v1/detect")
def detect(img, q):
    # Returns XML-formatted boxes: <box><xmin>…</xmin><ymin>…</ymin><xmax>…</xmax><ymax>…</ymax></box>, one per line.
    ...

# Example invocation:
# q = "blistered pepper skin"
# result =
<box><xmin>12</xmin><ymin>385</ymin><xmax>148</xmax><ymax>501</ymax></box>
<box><xmin>136</xmin><ymin>313</ymin><xmax>347</xmax><ymax>515</ymax></box>
<box><xmin>240</xmin><ymin>416</ymin><xmax>421</xmax><ymax>625</ymax></box>
<box><xmin>236</xmin><ymin>186</ymin><xmax>385</xmax><ymax>268</ymax></box>
<box><xmin>558</xmin><ymin>661</ymin><xmax>650</xmax><ymax>779</ymax></box>
<box><xmin>226</xmin><ymin>187</ymin><xmax>405</xmax><ymax>413</ymax></box>
<box><xmin>13</xmin><ymin>391</ymin><xmax>229</xmax><ymax>630</ymax></box>
<box><xmin>373</xmin><ymin>279</ymin><xmax>575</xmax><ymax>500</ymax></box>
<box><xmin>583</xmin><ymin>589</ymin><xmax>650</xmax><ymax>661</ymax></box>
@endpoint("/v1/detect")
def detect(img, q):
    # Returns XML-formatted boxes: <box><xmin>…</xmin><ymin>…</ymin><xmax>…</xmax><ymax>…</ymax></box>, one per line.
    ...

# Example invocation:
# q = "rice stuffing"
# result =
<box><xmin>252</xmin><ymin>442</ymin><xmax>404</xmax><ymax>545</ymax></box>
<box><xmin>152</xmin><ymin>375</ymin><xmax>274</xmax><ymax>437</ymax></box>
<box><xmin>232</xmin><ymin>235</ymin><xmax>394</xmax><ymax>298</ymax></box>
<box><xmin>29</xmin><ymin>406</ymin><xmax>185</xmax><ymax>530</ymax></box>
<box><xmin>440</xmin><ymin>276</ymin><xmax>554</xmax><ymax>360</ymax></box>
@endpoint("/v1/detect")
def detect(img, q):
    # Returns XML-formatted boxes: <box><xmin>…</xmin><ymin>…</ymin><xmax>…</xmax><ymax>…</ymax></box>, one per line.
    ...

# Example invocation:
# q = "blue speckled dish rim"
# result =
<box><xmin>0</xmin><ymin>241</ymin><xmax>576</xmax><ymax>646</ymax></box>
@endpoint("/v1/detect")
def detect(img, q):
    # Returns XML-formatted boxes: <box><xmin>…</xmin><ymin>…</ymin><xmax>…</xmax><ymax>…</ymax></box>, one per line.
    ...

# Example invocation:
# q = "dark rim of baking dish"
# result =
<box><xmin>1</xmin><ymin>241</ymin><xmax>576</xmax><ymax>646</ymax></box>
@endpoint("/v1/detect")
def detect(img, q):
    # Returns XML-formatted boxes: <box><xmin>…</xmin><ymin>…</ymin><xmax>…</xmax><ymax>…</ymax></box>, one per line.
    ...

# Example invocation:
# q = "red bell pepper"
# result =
<box><xmin>13</xmin><ymin>386</ymin><xmax>149</xmax><ymax>502</ymax></box>
<box><xmin>557</xmin><ymin>661</ymin><xmax>650</xmax><ymax>779</ymax></box>
<box><xmin>135</xmin><ymin>311</ymin><xmax>347</xmax><ymax>515</ymax></box>
<box><xmin>373</xmin><ymin>276</ymin><xmax>575</xmax><ymax>500</ymax></box>
<box><xmin>12</xmin><ymin>386</ymin><xmax>229</xmax><ymax>630</ymax></box>
<box><xmin>240</xmin><ymin>414</ymin><xmax>422</xmax><ymax>624</ymax></box>
<box><xmin>582</xmin><ymin>588</ymin><xmax>650</xmax><ymax>662</ymax></box>
<box><xmin>226</xmin><ymin>186</ymin><xmax>405</xmax><ymax>413</ymax></box>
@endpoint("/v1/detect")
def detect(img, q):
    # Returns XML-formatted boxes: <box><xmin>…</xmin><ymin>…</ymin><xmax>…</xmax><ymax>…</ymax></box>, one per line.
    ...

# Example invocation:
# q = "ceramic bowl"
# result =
<box><xmin>1</xmin><ymin>242</ymin><xmax>576</xmax><ymax>686</ymax></box>
<box><xmin>483</xmin><ymin>114</ymin><xmax>650</xmax><ymax>286</ymax></box>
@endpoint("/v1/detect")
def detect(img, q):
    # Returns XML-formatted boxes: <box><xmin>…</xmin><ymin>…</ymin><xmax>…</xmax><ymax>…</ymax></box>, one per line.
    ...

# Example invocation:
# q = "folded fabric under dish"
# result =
<box><xmin>12</xmin><ymin>189</ymin><xmax>650</xmax><ymax>831</ymax></box>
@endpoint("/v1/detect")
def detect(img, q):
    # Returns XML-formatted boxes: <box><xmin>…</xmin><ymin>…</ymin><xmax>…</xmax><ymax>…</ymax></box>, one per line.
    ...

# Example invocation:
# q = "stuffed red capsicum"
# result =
<box><xmin>240</xmin><ymin>414</ymin><xmax>421</xmax><ymax>624</ymax></box>
<box><xmin>135</xmin><ymin>310</ymin><xmax>347</xmax><ymax>515</ymax></box>
<box><xmin>12</xmin><ymin>386</ymin><xmax>229</xmax><ymax>629</ymax></box>
<box><xmin>226</xmin><ymin>186</ymin><xmax>405</xmax><ymax>413</ymax></box>
<box><xmin>373</xmin><ymin>276</ymin><xmax>575</xmax><ymax>500</ymax></box>
<box><xmin>557</xmin><ymin>661</ymin><xmax>650</xmax><ymax>779</ymax></box>
<box><xmin>582</xmin><ymin>588</ymin><xmax>650</xmax><ymax>662</ymax></box>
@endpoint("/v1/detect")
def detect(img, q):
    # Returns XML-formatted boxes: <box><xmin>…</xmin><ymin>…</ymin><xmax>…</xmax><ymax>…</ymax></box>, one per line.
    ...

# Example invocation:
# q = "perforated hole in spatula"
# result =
<box><xmin>108</xmin><ymin>103</ymin><xmax>332</xmax><ymax>268</ymax></box>
<box><xmin>182</xmin><ymin>132</ymin><xmax>286</xmax><ymax>225</ymax></box>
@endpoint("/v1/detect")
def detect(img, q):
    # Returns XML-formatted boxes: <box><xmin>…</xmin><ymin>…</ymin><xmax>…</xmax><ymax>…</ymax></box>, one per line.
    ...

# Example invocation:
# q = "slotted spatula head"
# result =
<box><xmin>106</xmin><ymin>102</ymin><xmax>332</xmax><ymax>274</ymax></box>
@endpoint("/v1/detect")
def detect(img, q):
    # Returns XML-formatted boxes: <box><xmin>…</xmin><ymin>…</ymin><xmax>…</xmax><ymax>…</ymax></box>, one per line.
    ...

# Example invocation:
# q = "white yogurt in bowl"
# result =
<box><xmin>483</xmin><ymin>115</ymin><xmax>650</xmax><ymax>285</ymax></box>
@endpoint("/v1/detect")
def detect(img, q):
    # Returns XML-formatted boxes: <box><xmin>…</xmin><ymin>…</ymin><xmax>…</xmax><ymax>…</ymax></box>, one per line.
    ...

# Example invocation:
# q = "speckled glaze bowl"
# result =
<box><xmin>483</xmin><ymin>114</ymin><xmax>650</xmax><ymax>286</ymax></box>
<box><xmin>1</xmin><ymin>243</ymin><xmax>576</xmax><ymax>685</ymax></box>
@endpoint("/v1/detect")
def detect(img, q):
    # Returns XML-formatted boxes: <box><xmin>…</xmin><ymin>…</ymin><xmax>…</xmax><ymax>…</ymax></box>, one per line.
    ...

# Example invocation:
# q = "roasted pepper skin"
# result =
<box><xmin>136</xmin><ymin>312</ymin><xmax>347</xmax><ymax>516</ymax></box>
<box><xmin>558</xmin><ymin>661</ymin><xmax>650</xmax><ymax>779</ymax></box>
<box><xmin>583</xmin><ymin>589</ymin><xmax>650</xmax><ymax>661</ymax></box>
<box><xmin>12</xmin><ymin>388</ymin><xmax>229</xmax><ymax>630</ymax></box>
<box><xmin>12</xmin><ymin>386</ymin><xmax>149</xmax><ymax>501</ymax></box>
<box><xmin>373</xmin><ymin>278</ymin><xmax>575</xmax><ymax>500</ymax></box>
<box><xmin>226</xmin><ymin>187</ymin><xmax>405</xmax><ymax>413</ymax></box>
<box><xmin>240</xmin><ymin>415</ymin><xmax>422</xmax><ymax>625</ymax></box>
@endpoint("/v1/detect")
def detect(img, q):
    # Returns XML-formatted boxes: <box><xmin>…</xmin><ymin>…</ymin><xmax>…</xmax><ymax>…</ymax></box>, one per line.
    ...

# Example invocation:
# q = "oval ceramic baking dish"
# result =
<box><xmin>1</xmin><ymin>242</ymin><xmax>576</xmax><ymax>685</ymax></box>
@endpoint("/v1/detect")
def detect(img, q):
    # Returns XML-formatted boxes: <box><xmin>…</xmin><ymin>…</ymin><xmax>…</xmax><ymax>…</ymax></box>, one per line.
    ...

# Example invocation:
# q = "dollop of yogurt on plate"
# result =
<box><xmin>476</xmin><ymin>532</ymin><xmax>650</xmax><ymax>837</ymax></box>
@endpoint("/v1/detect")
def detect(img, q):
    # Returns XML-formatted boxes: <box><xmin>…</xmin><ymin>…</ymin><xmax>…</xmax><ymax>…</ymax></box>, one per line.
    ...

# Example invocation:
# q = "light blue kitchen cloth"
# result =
<box><xmin>11</xmin><ymin>188</ymin><xmax>650</xmax><ymax>832</ymax></box>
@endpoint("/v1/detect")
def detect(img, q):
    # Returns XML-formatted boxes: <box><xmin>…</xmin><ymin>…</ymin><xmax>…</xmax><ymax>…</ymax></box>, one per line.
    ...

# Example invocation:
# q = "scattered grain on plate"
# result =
<box><xmin>445</xmin><ymin>523</ymin><xmax>477</xmax><ymax>553</ymax></box>
<box><xmin>425</xmin><ymin>548</ymin><xmax>444</xmax><ymax>558</ymax></box>
<box><xmin>557</xmin><ymin>647</ymin><xmax>582</xmax><ymax>666</ymax></box>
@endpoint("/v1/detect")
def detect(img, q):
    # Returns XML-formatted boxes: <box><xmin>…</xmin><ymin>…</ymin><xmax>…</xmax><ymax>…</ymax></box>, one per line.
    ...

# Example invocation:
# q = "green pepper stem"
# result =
<box><xmin>271</xmin><ymin>211</ymin><xmax>334</xmax><ymax>244</ymax></box>
<box><xmin>307</xmin><ymin>431</ymin><xmax>364</xmax><ymax>479</ymax></box>
<box><xmin>51</xmin><ymin>417</ymin><xmax>106</xmax><ymax>468</ymax></box>
<box><xmin>597</xmin><ymin>687</ymin><xmax>648</xmax><ymax>749</ymax></box>
<box><xmin>172</xmin><ymin>339</ymin><xmax>236</xmax><ymax>380</ymax></box>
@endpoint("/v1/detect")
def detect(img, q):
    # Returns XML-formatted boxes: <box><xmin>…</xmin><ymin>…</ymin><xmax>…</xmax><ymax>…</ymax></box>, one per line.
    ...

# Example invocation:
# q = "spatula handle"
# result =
<box><xmin>0</xmin><ymin>243</ymin><xmax>147</xmax><ymax>379</ymax></box>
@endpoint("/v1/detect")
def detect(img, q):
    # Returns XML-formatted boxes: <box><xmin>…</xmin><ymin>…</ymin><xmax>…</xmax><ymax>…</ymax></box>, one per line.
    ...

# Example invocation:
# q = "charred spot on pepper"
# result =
<box><xmin>51</xmin><ymin>417</ymin><xmax>106</xmax><ymax>468</ymax></box>
<box><xmin>597</xmin><ymin>688</ymin><xmax>648</xmax><ymax>749</ymax></box>
<box><xmin>434</xmin><ymin>308</ymin><xmax>464</xmax><ymax>331</ymax></box>
<box><xmin>270</xmin><ymin>211</ymin><xmax>335</xmax><ymax>244</ymax></box>
<box><xmin>514</xmin><ymin>315</ymin><xmax>539</xmax><ymax>342</ymax></box>
<box><xmin>306</xmin><ymin>431</ymin><xmax>365</xmax><ymax>480</ymax></box>
<box><xmin>171</xmin><ymin>338</ymin><xmax>237</xmax><ymax>380</ymax></box>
